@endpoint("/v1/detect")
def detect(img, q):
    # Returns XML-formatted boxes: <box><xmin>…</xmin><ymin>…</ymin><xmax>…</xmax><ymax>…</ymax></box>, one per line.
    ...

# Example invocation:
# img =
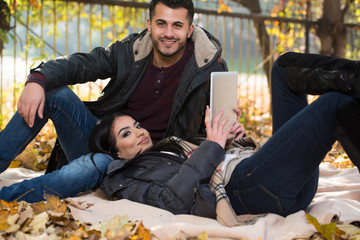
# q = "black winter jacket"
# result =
<box><xmin>33</xmin><ymin>26</ymin><xmax>228</xmax><ymax>140</ymax></box>
<box><xmin>100</xmin><ymin>140</ymin><xmax>225</xmax><ymax>218</ymax></box>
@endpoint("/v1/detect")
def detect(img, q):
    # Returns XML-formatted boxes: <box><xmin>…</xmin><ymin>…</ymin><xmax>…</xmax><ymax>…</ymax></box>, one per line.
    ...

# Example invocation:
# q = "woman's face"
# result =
<box><xmin>112</xmin><ymin>116</ymin><xmax>153</xmax><ymax>160</ymax></box>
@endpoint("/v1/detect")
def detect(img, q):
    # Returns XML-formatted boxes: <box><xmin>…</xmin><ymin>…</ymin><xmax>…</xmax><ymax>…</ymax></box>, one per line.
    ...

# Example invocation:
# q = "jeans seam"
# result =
<box><xmin>50</xmin><ymin>104</ymin><xmax>90</xmax><ymax>144</ymax></box>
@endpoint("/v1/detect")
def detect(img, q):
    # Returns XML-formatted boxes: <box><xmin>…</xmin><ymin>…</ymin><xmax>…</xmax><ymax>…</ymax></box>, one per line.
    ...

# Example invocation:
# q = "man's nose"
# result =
<box><xmin>164</xmin><ymin>26</ymin><xmax>174</xmax><ymax>38</ymax></box>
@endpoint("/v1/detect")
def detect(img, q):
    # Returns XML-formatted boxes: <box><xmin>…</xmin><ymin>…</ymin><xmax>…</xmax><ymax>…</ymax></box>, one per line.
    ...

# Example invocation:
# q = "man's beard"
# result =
<box><xmin>151</xmin><ymin>35</ymin><xmax>187</xmax><ymax>57</ymax></box>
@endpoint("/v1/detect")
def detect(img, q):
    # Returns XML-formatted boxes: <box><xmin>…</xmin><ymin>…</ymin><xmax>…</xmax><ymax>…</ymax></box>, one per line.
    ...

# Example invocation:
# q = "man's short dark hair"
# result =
<box><xmin>149</xmin><ymin>0</ymin><xmax>194</xmax><ymax>24</ymax></box>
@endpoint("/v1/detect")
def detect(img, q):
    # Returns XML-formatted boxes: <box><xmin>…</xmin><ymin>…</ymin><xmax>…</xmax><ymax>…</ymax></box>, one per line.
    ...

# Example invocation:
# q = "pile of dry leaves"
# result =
<box><xmin>0</xmin><ymin>194</ymin><xmax>151</xmax><ymax>240</ymax></box>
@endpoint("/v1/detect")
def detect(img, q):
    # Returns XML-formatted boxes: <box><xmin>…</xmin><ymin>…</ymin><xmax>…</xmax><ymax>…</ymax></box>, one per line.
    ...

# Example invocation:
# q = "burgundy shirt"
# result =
<box><xmin>122</xmin><ymin>40</ymin><xmax>195</xmax><ymax>143</ymax></box>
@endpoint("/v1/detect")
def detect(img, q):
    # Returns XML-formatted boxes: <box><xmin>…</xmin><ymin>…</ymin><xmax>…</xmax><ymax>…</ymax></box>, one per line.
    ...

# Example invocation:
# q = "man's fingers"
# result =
<box><xmin>38</xmin><ymin>97</ymin><xmax>45</xmax><ymax>119</ymax></box>
<box><xmin>27</xmin><ymin>105</ymin><xmax>37</xmax><ymax>128</ymax></box>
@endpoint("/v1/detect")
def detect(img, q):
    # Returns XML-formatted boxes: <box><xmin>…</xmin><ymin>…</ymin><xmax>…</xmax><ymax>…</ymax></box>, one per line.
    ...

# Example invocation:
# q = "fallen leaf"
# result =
<box><xmin>29</xmin><ymin>211</ymin><xmax>48</xmax><ymax>233</ymax></box>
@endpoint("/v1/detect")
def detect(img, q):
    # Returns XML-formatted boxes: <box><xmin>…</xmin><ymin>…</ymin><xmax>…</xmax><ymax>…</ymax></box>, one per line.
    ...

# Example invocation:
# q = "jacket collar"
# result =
<box><xmin>132</xmin><ymin>26</ymin><xmax>220</xmax><ymax>68</ymax></box>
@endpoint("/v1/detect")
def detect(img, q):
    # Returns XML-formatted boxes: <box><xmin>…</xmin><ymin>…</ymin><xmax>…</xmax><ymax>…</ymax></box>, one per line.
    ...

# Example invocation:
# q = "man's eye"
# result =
<box><xmin>157</xmin><ymin>22</ymin><xmax>165</xmax><ymax>26</ymax></box>
<box><xmin>136</xmin><ymin>124</ymin><xmax>141</xmax><ymax>129</ymax></box>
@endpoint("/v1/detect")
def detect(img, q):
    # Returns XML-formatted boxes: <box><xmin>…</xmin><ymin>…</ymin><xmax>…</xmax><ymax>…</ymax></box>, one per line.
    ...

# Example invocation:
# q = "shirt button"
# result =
<box><xmin>155</xmin><ymin>91</ymin><xmax>159</xmax><ymax>94</ymax></box>
<box><xmin>157</xmin><ymin>79</ymin><xmax>161</xmax><ymax>83</ymax></box>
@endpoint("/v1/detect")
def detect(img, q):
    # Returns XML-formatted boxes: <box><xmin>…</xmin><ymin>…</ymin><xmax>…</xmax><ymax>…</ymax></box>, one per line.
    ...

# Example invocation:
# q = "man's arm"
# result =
<box><xmin>37</xmin><ymin>46</ymin><xmax>115</xmax><ymax>90</ymax></box>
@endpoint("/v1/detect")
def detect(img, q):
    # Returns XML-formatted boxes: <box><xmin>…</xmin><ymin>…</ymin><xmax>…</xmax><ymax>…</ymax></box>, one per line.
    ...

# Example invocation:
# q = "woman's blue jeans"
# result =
<box><xmin>0</xmin><ymin>153</ymin><xmax>113</xmax><ymax>202</ymax></box>
<box><xmin>0</xmin><ymin>86</ymin><xmax>98</xmax><ymax>172</ymax></box>
<box><xmin>225</xmin><ymin>60</ymin><xmax>356</xmax><ymax>217</ymax></box>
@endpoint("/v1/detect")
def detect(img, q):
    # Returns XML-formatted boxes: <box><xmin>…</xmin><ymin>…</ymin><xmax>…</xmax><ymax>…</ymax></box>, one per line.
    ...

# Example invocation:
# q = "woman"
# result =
<box><xmin>0</xmin><ymin>108</ymin><xmax>243</xmax><ymax>218</ymax></box>
<box><xmin>0</xmin><ymin>52</ymin><xmax>359</xmax><ymax>218</ymax></box>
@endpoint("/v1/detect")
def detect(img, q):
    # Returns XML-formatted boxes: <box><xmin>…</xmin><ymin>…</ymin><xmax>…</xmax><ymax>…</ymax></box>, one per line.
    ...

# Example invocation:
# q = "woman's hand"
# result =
<box><xmin>229</xmin><ymin>122</ymin><xmax>245</xmax><ymax>140</ymax></box>
<box><xmin>204</xmin><ymin>106</ymin><xmax>233</xmax><ymax>149</ymax></box>
<box><xmin>227</xmin><ymin>107</ymin><xmax>245</xmax><ymax>142</ymax></box>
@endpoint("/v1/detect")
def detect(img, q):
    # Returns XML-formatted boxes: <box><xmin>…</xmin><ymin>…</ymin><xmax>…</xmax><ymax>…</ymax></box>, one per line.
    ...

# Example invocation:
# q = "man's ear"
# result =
<box><xmin>187</xmin><ymin>24</ymin><xmax>194</xmax><ymax>38</ymax></box>
<box><xmin>147</xmin><ymin>19</ymin><xmax>151</xmax><ymax>33</ymax></box>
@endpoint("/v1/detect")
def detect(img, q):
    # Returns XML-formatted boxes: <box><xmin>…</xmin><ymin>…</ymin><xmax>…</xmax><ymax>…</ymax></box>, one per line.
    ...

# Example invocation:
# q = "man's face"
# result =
<box><xmin>147</xmin><ymin>3</ymin><xmax>194</xmax><ymax>66</ymax></box>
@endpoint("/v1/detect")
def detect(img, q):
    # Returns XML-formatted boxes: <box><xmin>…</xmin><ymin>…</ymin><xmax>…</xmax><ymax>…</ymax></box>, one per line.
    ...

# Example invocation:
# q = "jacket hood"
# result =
<box><xmin>132</xmin><ymin>26</ymin><xmax>220</xmax><ymax>68</ymax></box>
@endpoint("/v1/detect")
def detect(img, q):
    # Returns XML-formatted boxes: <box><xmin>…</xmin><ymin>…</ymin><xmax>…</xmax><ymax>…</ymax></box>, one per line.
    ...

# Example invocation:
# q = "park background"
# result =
<box><xmin>0</xmin><ymin>0</ymin><xmax>359</xmax><ymax>170</ymax></box>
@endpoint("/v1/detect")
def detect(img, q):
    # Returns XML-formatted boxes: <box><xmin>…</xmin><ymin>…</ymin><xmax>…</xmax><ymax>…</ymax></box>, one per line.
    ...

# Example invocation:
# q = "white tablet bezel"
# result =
<box><xmin>210</xmin><ymin>71</ymin><xmax>239</xmax><ymax>132</ymax></box>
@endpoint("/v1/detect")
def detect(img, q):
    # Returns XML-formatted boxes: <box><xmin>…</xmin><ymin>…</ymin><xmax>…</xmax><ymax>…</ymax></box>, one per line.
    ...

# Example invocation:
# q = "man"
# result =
<box><xmin>0</xmin><ymin>0</ymin><xmax>228</xmax><ymax>173</ymax></box>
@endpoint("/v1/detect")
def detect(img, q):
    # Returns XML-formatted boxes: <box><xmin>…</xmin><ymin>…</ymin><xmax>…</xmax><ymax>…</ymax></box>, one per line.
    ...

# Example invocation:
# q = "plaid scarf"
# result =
<box><xmin>210</xmin><ymin>140</ymin><xmax>268</xmax><ymax>227</ymax></box>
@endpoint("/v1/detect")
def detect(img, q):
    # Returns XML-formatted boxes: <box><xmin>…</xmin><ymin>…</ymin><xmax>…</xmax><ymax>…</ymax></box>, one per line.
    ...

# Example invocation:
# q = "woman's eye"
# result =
<box><xmin>123</xmin><ymin>131</ymin><xmax>131</xmax><ymax>137</ymax></box>
<box><xmin>136</xmin><ymin>124</ymin><xmax>141</xmax><ymax>129</ymax></box>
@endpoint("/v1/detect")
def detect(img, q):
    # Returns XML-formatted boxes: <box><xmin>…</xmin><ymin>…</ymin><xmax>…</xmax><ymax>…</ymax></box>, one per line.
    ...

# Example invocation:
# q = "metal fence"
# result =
<box><xmin>1</xmin><ymin>0</ymin><xmax>360</xmax><ymax>136</ymax></box>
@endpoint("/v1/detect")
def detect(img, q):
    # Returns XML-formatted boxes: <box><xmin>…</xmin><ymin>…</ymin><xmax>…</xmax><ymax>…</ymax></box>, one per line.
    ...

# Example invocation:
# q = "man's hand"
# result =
<box><xmin>17</xmin><ymin>82</ymin><xmax>45</xmax><ymax>128</ymax></box>
<box><xmin>204</xmin><ymin>106</ymin><xmax>232</xmax><ymax>149</ymax></box>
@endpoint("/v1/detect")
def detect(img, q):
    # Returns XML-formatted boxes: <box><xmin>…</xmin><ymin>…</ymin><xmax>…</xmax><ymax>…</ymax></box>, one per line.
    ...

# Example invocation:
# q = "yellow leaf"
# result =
<box><xmin>0</xmin><ymin>200</ymin><xmax>19</xmax><ymax>215</ymax></box>
<box><xmin>0</xmin><ymin>210</ymin><xmax>10</xmax><ymax>231</ymax></box>
<box><xmin>197</xmin><ymin>231</ymin><xmax>208</xmax><ymax>240</ymax></box>
<box><xmin>131</xmin><ymin>221</ymin><xmax>151</xmax><ymax>240</ymax></box>
<box><xmin>306</xmin><ymin>213</ymin><xmax>338</xmax><ymax>240</ymax></box>
<box><xmin>44</xmin><ymin>194</ymin><xmax>67</xmax><ymax>214</ymax></box>
<box><xmin>8</xmin><ymin>160</ymin><xmax>22</xmax><ymax>168</ymax></box>
<box><xmin>32</xmin><ymin>202</ymin><xmax>49</xmax><ymax>215</ymax></box>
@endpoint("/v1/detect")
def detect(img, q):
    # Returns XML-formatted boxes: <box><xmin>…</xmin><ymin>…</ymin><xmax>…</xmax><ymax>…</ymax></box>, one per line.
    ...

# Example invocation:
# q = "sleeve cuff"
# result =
<box><xmin>26</xmin><ymin>72</ymin><xmax>46</xmax><ymax>89</ymax></box>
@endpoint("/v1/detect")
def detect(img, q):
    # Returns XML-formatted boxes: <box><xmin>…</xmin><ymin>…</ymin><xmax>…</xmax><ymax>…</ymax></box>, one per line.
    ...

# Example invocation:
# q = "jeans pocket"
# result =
<box><xmin>230</xmin><ymin>184</ymin><xmax>284</xmax><ymax>216</ymax></box>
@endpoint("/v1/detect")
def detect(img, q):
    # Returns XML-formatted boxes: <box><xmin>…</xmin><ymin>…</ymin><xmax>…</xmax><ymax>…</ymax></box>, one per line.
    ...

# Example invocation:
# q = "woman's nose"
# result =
<box><xmin>135</xmin><ymin>128</ymin><xmax>144</xmax><ymax>137</ymax></box>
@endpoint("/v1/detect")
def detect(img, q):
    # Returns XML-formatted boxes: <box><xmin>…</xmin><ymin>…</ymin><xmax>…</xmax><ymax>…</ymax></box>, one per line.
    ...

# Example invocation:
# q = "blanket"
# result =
<box><xmin>1</xmin><ymin>163</ymin><xmax>359</xmax><ymax>239</ymax></box>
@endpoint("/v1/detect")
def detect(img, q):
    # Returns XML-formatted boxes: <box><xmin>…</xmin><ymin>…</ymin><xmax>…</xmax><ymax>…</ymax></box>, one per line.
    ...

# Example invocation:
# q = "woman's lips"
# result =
<box><xmin>139</xmin><ymin>137</ymin><xmax>150</xmax><ymax>145</ymax></box>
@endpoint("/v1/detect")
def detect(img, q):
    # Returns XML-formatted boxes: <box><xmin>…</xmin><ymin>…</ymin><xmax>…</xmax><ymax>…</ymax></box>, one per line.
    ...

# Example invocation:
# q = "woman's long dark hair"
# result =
<box><xmin>88</xmin><ymin>112</ymin><xmax>130</xmax><ymax>160</ymax></box>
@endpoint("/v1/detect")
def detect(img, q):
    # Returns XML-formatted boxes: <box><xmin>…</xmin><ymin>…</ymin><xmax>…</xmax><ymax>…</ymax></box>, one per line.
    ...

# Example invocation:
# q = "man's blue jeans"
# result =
<box><xmin>0</xmin><ymin>153</ymin><xmax>113</xmax><ymax>202</ymax></box>
<box><xmin>225</xmin><ymin>60</ymin><xmax>356</xmax><ymax>217</ymax></box>
<box><xmin>0</xmin><ymin>86</ymin><xmax>98</xmax><ymax>172</ymax></box>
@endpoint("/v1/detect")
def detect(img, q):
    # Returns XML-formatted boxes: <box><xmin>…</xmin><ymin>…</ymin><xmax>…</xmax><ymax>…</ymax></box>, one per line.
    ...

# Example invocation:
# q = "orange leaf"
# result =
<box><xmin>217</xmin><ymin>0</ymin><xmax>232</xmax><ymax>13</ymax></box>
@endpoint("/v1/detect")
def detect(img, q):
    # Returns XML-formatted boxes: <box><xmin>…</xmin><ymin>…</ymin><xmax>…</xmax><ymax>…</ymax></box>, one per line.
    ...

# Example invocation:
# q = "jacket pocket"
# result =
<box><xmin>100</xmin><ymin>173</ymin><xmax>127</xmax><ymax>199</ymax></box>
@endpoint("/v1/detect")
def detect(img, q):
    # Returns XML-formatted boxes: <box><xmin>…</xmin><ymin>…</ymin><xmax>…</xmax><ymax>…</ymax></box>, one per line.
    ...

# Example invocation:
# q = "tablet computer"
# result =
<box><xmin>210</xmin><ymin>71</ymin><xmax>239</xmax><ymax>132</ymax></box>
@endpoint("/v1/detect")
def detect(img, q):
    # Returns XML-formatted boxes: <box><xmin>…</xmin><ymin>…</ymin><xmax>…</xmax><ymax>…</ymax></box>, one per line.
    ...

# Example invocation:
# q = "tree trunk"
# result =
<box><xmin>316</xmin><ymin>0</ymin><xmax>347</xmax><ymax>57</ymax></box>
<box><xmin>0</xmin><ymin>0</ymin><xmax>11</xmax><ymax>53</ymax></box>
<box><xmin>230</xmin><ymin>0</ymin><xmax>272</xmax><ymax>87</ymax></box>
